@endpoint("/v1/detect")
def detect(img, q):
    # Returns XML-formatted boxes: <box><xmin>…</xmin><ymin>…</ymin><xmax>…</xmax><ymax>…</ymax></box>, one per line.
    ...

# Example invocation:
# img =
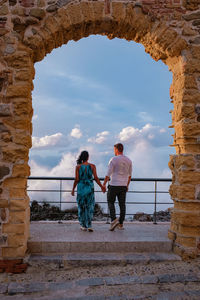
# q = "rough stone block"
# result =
<box><xmin>9</xmin><ymin>188</ymin><xmax>27</xmax><ymax>199</ymax></box>
<box><xmin>67</xmin><ymin>3</ymin><xmax>83</xmax><ymax>24</ymax></box>
<box><xmin>172</xmin><ymin>210</ymin><xmax>200</xmax><ymax>226</ymax></box>
<box><xmin>7</xmin><ymin>234</ymin><xmax>27</xmax><ymax>247</ymax></box>
<box><xmin>112</xmin><ymin>2</ymin><xmax>126</xmax><ymax>21</ymax></box>
<box><xmin>2</xmin><ymin>244</ymin><xmax>27</xmax><ymax>258</ymax></box>
<box><xmin>0</xmin><ymin>104</ymin><xmax>11</xmax><ymax>117</ymax></box>
<box><xmin>0</xmin><ymin>208</ymin><xmax>7</xmax><ymax>222</ymax></box>
<box><xmin>15</xmin><ymin>69</ymin><xmax>34</xmax><ymax>81</ymax></box>
<box><xmin>0</xmin><ymin>166</ymin><xmax>10</xmax><ymax>181</ymax></box>
<box><xmin>171</xmin><ymin>221</ymin><xmax>200</xmax><ymax>236</ymax></box>
<box><xmin>6</xmin><ymin>85</ymin><xmax>31</xmax><ymax>98</ymax></box>
<box><xmin>9</xmin><ymin>209</ymin><xmax>29</xmax><ymax>224</ymax></box>
<box><xmin>0</xmin><ymin>235</ymin><xmax>7</xmax><ymax>246</ymax></box>
<box><xmin>9</xmin><ymin>198</ymin><xmax>29</xmax><ymax>211</ymax></box>
<box><xmin>174</xmin><ymin>200</ymin><xmax>200</xmax><ymax>211</ymax></box>
<box><xmin>0</xmin><ymin>200</ymin><xmax>9</xmax><ymax>208</ymax></box>
<box><xmin>177</xmin><ymin>170</ymin><xmax>200</xmax><ymax>185</ymax></box>
<box><xmin>2</xmin><ymin>147</ymin><xmax>29</xmax><ymax>163</ymax></box>
<box><xmin>2</xmin><ymin>223</ymin><xmax>27</xmax><ymax>234</ymax></box>
<box><xmin>79</xmin><ymin>2</ymin><xmax>94</xmax><ymax>22</ymax></box>
<box><xmin>175</xmin><ymin>122</ymin><xmax>200</xmax><ymax>137</ymax></box>
<box><xmin>44</xmin><ymin>16</ymin><xmax>60</xmax><ymax>35</ymax></box>
<box><xmin>3</xmin><ymin>177</ymin><xmax>27</xmax><ymax>189</ymax></box>
<box><xmin>12</xmin><ymin>164</ymin><xmax>30</xmax><ymax>177</ymax></box>
<box><xmin>176</xmin><ymin>234</ymin><xmax>197</xmax><ymax>248</ymax></box>
<box><xmin>0</xmin><ymin>5</ymin><xmax>9</xmax><ymax>15</ymax></box>
<box><xmin>30</xmin><ymin>8</ymin><xmax>45</xmax><ymax>20</ymax></box>
<box><xmin>174</xmin><ymin>155</ymin><xmax>195</xmax><ymax>170</ymax></box>
<box><xmin>91</xmin><ymin>1</ymin><xmax>104</xmax><ymax>20</ymax></box>
<box><xmin>5</xmin><ymin>52</ymin><xmax>31</xmax><ymax>69</ymax></box>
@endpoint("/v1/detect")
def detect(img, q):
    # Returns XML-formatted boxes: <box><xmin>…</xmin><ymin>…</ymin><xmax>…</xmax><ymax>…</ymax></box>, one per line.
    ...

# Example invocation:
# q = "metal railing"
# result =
<box><xmin>27</xmin><ymin>177</ymin><xmax>172</xmax><ymax>224</ymax></box>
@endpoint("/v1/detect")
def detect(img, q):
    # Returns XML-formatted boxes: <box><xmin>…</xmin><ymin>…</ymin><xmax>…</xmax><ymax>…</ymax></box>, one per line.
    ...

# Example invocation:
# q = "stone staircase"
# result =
<box><xmin>28</xmin><ymin>222</ymin><xmax>180</xmax><ymax>266</ymax></box>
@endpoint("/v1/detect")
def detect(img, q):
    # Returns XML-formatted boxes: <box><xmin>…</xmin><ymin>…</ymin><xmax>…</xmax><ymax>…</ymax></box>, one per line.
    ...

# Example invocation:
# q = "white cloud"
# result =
<box><xmin>88</xmin><ymin>131</ymin><xmax>110</xmax><ymax>144</ymax></box>
<box><xmin>32</xmin><ymin>133</ymin><xmax>63</xmax><ymax>149</ymax></box>
<box><xmin>119</xmin><ymin>126</ymin><xmax>140</xmax><ymax>142</ymax></box>
<box><xmin>138</xmin><ymin>111</ymin><xmax>153</xmax><ymax>122</ymax></box>
<box><xmin>118</xmin><ymin>123</ymin><xmax>167</xmax><ymax>145</ymax></box>
<box><xmin>70</xmin><ymin>126</ymin><xmax>82</xmax><ymax>139</ymax></box>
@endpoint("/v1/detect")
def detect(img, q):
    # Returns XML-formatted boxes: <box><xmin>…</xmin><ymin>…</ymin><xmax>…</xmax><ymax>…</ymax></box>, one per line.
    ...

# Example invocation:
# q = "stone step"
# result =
<box><xmin>29</xmin><ymin>252</ymin><xmax>181</xmax><ymax>267</ymax></box>
<box><xmin>28</xmin><ymin>240</ymin><xmax>173</xmax><ymax>254</ymax></box>
<box><xmin>28</xmin><ymin>222</ymin><xmax>174</xmax><ymax>256</ymax></box>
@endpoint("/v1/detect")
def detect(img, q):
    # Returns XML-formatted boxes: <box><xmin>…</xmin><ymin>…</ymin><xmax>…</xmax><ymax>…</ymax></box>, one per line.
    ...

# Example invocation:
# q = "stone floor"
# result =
<box><xmin>1</xmin><ymin>257</ymin><xmax>200</xmax><ymax>299</ymax></box>
<box><xmin>1</xmin><ymin>222</ymin><xmax>200</xmax><ymax>299</ymax></box>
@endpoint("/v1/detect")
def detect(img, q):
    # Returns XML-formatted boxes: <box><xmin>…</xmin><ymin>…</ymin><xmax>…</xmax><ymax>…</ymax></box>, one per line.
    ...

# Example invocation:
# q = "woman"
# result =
<box><xmin>71</xmin><ymin>151</ymin><xmax>105</xmax><ymax>232</ymax></box>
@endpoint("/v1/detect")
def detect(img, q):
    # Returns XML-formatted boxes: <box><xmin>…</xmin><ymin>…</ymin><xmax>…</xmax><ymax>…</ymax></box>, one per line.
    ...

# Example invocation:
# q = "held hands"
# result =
<box><xmin>101</xmin><ymin>185</ymin><xmax>106</xmax><ymax>193</ymax></box>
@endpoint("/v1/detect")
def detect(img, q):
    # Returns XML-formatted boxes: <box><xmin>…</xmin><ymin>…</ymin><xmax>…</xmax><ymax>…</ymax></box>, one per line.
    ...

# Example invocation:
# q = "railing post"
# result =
<box><xmin>106</xmin><ymin>198</ymin><xmax>110</xmax><ymax>224</ymax></box>
<box><xmin>58</xmin><ymin>179</ymin><xmax>62</xmax><ymax>224</ymax></box>
<box><xmin>153</xmin><ymin>180</ymin><xmax>157</xmax><ymax>224</ymax></box>
<box><xmin>60</xmin><ymin>179</ymin><xmax>62</xmax><ymax>211</ymax></box>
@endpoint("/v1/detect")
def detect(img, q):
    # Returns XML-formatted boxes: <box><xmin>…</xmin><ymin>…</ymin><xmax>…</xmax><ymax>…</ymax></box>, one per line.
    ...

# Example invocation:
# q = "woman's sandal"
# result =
<box><xmin>80</xmin><ymin>227</ymin><xmax>87</xmax><ymax>231</ymax></box>
<box><xmin>88</xmin><ymin>228</ymin><xmax>93</xmax><ymax>232</ymax></box>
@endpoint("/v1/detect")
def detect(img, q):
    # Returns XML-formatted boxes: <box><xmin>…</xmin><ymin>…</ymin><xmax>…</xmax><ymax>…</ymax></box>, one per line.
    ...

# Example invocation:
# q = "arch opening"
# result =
<box><xmin>29</xmin><ymin>34</ymin><xmax>173</xmax><ymax>217</ymax></box>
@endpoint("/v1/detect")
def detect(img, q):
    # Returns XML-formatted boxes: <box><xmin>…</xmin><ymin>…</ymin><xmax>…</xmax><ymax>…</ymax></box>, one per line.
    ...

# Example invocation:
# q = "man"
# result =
<box><xmin>103</xmin><ymin>143</ymin><xmax>132</xmax><ymax>231</ymax></box>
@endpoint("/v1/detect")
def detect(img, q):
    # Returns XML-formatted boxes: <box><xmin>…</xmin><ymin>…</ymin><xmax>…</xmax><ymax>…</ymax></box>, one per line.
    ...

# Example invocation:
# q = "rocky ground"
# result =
<box><xmin>30</xmin><ymin>201</ymin><xmax>170</xmax><ymax>222</ymax></box>
<box><xmin>0</xmin><ymin>257</ymin><xmax>200</xmax><ymax>299</ymax></box>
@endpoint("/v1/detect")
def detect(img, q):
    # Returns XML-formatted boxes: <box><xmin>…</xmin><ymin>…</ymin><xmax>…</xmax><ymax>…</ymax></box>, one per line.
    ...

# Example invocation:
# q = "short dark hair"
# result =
<box><xmin>114</xmin><ymin>143</ymin><xmax>124</xmax><ymax>153</ymax></box>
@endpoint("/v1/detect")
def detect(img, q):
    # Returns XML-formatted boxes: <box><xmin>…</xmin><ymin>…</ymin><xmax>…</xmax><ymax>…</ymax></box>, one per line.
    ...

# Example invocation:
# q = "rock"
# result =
<box><xmin>57</xmin><ymin>0</ymin><xmax>72</xmax><ymax>8</ymax></box>
<box><xmin>37</xmin><ymin>0</ymin><xmax>45</xmax><ymax>7</ymax></box>
<box><xmin>0</xmin><ymin>104</ymin><xmax>11</xmax><ymax>116</ymax></box>
<box><xmin>192</xmin><ymin>20</ymin><xmax>200</xmax><ymax>27</ymax></box>
<box><xmin>134</xmin><ymin>210</ymin><xmax>171</xmax><ymax>222</ymax></box>
<box><xmin>192</xmin><ymin>36</ymin><xmax>200</xmax><ymax>45</ymax></box>
<box><xmin>0</xmin><ymin>5</ymin><xmax>9</xmax><ymax>15</ymax></box>
<box><xmin>30</xmin><ymin>8</ymin><xmax>45</xmax><ymax>20</ymax></box>
<box><xmin>134</xmin><ymin>212</ymin><xmax>153</xmax><ymax>222</ymax></box>
<box><xmin>183</xmin><ymin>12</ymin><xmax>200</xmax><ymax>21</ymax></box>
<box><xmin>30</xmin><ymin>201</ymin><xmax>106</xmax><ymax>221</ymax></box>
<box><xmin>25</xmin><ymin>17</ymin><xmax>39</xmax><ymax>26</ymax></box>
<box><xmin>46</xmin><ymin>5</ymin><xmax>58</xmax><ymax>13</ymax></box>
<box><xmin>9</xmin><ymin>0</ymin><xmax>17</xmax><ymax>5</ymax></box>
<box><xmin>5</xmin><ymin>45</ymin><xmax>15</xmax><ymax>54</ymax></box>
<box><xmin>0</xmin><ymin>78</ymin><xmax>4</xmax><ymax>92</ymax></box>
<box><xmin>0</xmin><ymin>166</ymin><xmax>10</xmax><ymax>181</ymax></box>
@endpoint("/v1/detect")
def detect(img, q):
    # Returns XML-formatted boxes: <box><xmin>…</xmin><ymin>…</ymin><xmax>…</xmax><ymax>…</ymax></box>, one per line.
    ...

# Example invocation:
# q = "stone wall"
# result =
<box><xmin>0</xmin><ymin>0</ymin><xmax>200</xmax><ymax>268</ymax></box>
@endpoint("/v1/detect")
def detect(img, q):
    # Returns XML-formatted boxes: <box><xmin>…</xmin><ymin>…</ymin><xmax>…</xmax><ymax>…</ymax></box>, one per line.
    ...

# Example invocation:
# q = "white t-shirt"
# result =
<box><xmin>106</xmin><ymin>155</ymin><xmax>132</xmax><ymax>186</ymax></box>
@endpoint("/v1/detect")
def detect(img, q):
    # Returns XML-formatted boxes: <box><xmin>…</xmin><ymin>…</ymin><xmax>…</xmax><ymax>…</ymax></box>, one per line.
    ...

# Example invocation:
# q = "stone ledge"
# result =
<box><xmin>3</xmin><ymin>272</ymin><xmax>200</xmax><ymax>295</ymax></box>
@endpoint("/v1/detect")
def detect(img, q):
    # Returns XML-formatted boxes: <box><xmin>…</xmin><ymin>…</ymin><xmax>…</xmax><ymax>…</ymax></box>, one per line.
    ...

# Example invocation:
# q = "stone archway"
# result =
<box><xmin>0</xmin><ymin>0</ymin><xmax>200</xmax><ymax>270</ymax></box>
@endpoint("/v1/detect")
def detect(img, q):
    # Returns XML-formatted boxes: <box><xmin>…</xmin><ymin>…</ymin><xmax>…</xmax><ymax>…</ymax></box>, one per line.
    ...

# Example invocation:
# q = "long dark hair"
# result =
<box><xmin>77</xmin><ymin>151</ymin><xmax>89</xmax><ymax>165</ymax></box>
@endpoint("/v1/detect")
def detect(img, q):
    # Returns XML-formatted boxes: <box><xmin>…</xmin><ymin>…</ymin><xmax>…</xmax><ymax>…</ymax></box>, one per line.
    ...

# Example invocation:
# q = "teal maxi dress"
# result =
<box><xmin>77</xmin><ymin>164</ymin><xmax>95</xmax><ymax>228</ymax></box>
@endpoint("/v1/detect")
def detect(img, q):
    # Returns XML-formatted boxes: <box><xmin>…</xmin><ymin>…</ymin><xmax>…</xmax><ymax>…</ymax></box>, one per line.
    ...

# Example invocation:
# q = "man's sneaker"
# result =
<box><xmin>109</xmin><ymin>218</ymin><xmax>120</xmax><ymax>231</ymax></box>
<box><xmin>117</xmin><ymin>224</ymin><xmax>124</xmax><ymax>230</ymax></box>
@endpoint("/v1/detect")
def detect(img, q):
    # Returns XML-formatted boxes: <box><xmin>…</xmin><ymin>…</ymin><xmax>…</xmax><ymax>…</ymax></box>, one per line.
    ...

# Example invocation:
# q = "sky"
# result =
<box><xmin>29</xmin><ymin>35</ymin><xmax>174</xmax><ymax>213</ymax></box>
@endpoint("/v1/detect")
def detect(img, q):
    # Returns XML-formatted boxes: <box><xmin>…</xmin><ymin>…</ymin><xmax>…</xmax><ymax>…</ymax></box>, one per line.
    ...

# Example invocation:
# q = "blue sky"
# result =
<box><xmin>30</xmin><ymin>35</ymin><xmax>174</xmax><ymax>181</ymax></box>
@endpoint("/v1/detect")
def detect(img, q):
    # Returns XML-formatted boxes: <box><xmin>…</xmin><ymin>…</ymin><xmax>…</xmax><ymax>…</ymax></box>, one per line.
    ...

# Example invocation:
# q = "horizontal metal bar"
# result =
<box><xmin>30</xmin><ymin>202</ymin><xmax>172</xmax><ymax>205</ymax></box>
<box><xmin>28</xmin><ymin>190</ymin><xmax>170</xmax><ymax>193</ymax></box>
<box><xmin>28</xmin><ymin>176</ymin><xmax>172</xmax><ymax>182</ymax></box>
